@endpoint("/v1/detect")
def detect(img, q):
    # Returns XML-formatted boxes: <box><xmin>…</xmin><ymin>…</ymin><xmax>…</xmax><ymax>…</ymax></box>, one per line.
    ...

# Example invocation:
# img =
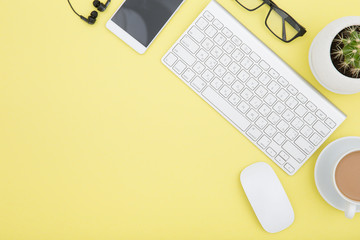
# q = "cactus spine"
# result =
<box><xmin>332</xmin><ymin>26</ymin><xmax>360</xmax><ymax>78</ymax></box>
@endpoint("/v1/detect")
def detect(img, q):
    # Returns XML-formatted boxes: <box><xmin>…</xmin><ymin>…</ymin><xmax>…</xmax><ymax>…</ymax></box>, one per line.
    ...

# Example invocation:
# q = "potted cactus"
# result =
<box><xmin>309</xmin><ymin>16</ymin><xmax>360</xmax><ymax>94</ymax></box>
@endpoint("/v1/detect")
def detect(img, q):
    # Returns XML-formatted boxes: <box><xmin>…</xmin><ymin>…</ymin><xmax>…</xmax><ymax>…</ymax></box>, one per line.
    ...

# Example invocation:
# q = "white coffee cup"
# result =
<box><xmin>332</xmin><ymin>148</ymin><xmax>360</xmax><ymax>219</ymax></box>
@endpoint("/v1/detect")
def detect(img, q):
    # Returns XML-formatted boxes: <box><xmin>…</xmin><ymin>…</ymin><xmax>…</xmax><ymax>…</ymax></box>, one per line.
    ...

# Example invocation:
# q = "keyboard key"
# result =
<box><xmin>273</xmin><ymin>102</ymin><xmax>286</xmax><ymax>114</ymax></box>
<box><xmin>277</xmin><ymin>120</ymin><xmax>289</xmax><ymax>132</ymax></box>
<box><xmin>238</xmin><ymin>70</ymin><xmax>250</xmax><ymax>82</ymax></box>
<box><xmin>250</xmin><ymin>52</ymin><xmax>260</xmax><ymax>62</ymax></box>
<box><xmin>211</xmin><ymin>78</ymin><xmax>223</xmax><ymax>90</ymax></box>
<box><xmin>229</xmin><ymin>93</ymin><xmax>241</xmax><ymax>105</ymax></box>
<box><xmin>304</xmin><ymin>112</ymin><xmax>316</xmax><ymax>125</ymax></box>
<box><xmin>173</xmin><ymin>61</ymin><xmax>186</xmax><ymax>74</ymax></box>
<box><xmin>205</xmin><ymin>57</ymin><xmax>217</xmax><ymax>69</ymax></box>
<box><xmin>202</xmin><ymin>39</ymin><xmax>214</xmax><ymax>51</ymax></box>
<box><xmin>247</xmin><ymin>126</ymin><xmax>262</xmax><ymax>140</ymax></box>
<box><xmin>279</xmin><ymin>151</ymin><xmax>289</xmax><ymax>160</ymax></box>
<box><xmin>241</xmin><ymin>89</ymin><xmax>253</xmax><ymax>101</ymax></box>
<box><xmin>214</xmin><ymin>33</ymin><xmax>226</xmax><ymax>46</ymax></box>
<box><xmin>249</xmin><ymin>65</ymin><xmax>262</xmax><ymax>77</ymax></box>
<box><xmin>259</xmin><ymin>60</ymin><xmax>270</xmax><ymax>70</ymax></box>
<box><xmin>275</xmin><ymin>156</ymin><xmax>286</xmax><ymax>165</ymax></box>
<box><xmin>314</xmin><ymin>121</ymin><xmax>330</xmax><ymax>137</ymax></box>
<box><xmin>223</xmin><ymin>72</ymin><xmax>235</xmax><ymax>85</ymax></box>
<box><xmin>266</xmin><ymin>147</ymin><xmax>276</xmax><ymax>157</ymax></box>
<box><xmin>191</xmin><ymin>77</ymin><xmax>206</xmax><ymax>91</ymax></box>
<box><xmin>222</xmin><ymin>27</ymin><xmax>233</xmax><ymax>37</ymax></box>
<box><xmin>205</xmin><ymin>25</ymin><xmax>217</xmax><ymax>37</ymax></box>
<box><xmin>294</xmin><ymin>105</ymin><xmax>307</xmax><ymax>117</ymax></box>
<box><xmin>193</xmin><ymin>62</ymin><xmax>205</xmax><ymax>74</ymax></box>
<box><xmin>237</xmin><ymin>101</ymin><xmax>250</xmax><ymax>113</ymax></box>
<box><xmin>278</xmin><ymin>77</ymin><xmax>289</xmax><ymax>87</ymax></box>
<box><xmin>285</xmin><ymin>97</ymin><xmax>298</xmax><ymax>109</ymax></box>
<box><xmin>220</xmin><ymin>85</ymin><xmax>232</xmax><ymax>97</ymax></box>
<box><xmin>223</xmin><ymin>41</ymin><xmax>235</xmax><ymax>53</ymax></box>
<box><xmin>220</xmin><ymin>54</ymin><xmax>232</xmax><ymax>66</ymax></box>
<box><xmin>264</xmin><ymin>94</ymin><xmax>277</xmax><ymax>106</ymax></box>
<box><xmin>240</xmin><ymin>57</ymin><xmax>253</xmax><ymax>69</ymax></box>
<box><xmin>295</xmin><ymin>136</ymin><xmax>314</xmax><ymax>154</ymax></box>
<box><xmin>188</xmin><ymin>26</ymin><xmax>205</xmax><ymax>42</ymax></box>
<box><xmin>255</xmin><ymin>117</ymin><xmax>268</xmax><ymax>129</ymax></box>
<box><xmin>269</xmin><ymin>69</ymin><xmax>279</xmax><ymax>79</ymax></box>
<box><xmin>232</xmin><ymin>49</ymin><xmax>244</xmax><ymax>61</ymax></box>
<box><xmin>164</xmin><ymin>53</ymin><xmax>177</xmax><ymax>66</ymax></box>
<box><xmin>316</xmin><ymin>110</ymin><xmax>326</xmax><ymax>120</ymax></box>
<box><xmin>258</xmin><ymin>136</ymin><xmax>271</xmax><ymax>148</ymax></box>
<box><xmin>283</xmin><ymin>141</ymin><xmax>306</xmax><ymax>163</ymax></box>
<box><xmin>297</xmin><ymin>93</ymin><xmax>308</xmax><ymax>104</ymax></box>
<box><xmin>268</xmin><ymin>81</ymin><xmax>280</xmax><ymax>93</ymax></box>
<box><xmin>203</xmin><ymin>11</ymin><xmax>214</xmax><ymax>21</ymax></box>
<box><xmin>250</xmin><ymin>96</ymin><xmax>262</xmax><ymax>108</ymax></box>
<box><xmin>287</xmin><ymin>85</ymin><xmax>298</xmax><ymax>95</ymax></box>
<box><xmin>232</xmin><ymin>81</ymin><xmax>244</xmax><ymax>93</ymax></box>
<box><xmin>241</xmin><ymin>44</ymin><xmax>251</xmax><ymax>54</ymax></box>
<box><xmin>246</xmin><ymin>78</ymin><xmax>259</xmax><ymax>90</ymax></box>
<box><xmin>202</xmin><ymin>69</ymin><xmax>214</xmax><ymax>82</ymax></box>
<box><xmin>259</xmin><ymin>73</ymin><xmax>271</xmax><ymax>85</ymax></box>
<box><xmin>259</xmin><ymin>104</ymin><xmax>271</xmax><ymax>116</ymax></box>
<box><xmin>274</xmin><ymin>133</ymin><xmax>286</xmax><ymax>145</ymax></box>
<box><xmin>214</xmin><ymin>65</ymin><xmax>226</xmax><ymax>77</ymax></box>
<box><xmin>291</xmin><ymin>117</ymin><xmax>304</xmax><ymax>130</ymax></box>
<box><xmin>306</xmin><ymin>101</ymin><xmax>317</xmax><ymax>111</ymax></box>
<box><xmin>277</xmin><ymin>89</ymin><xmax>289</xmax><ymax>101</ymax></box>
<box><xmin>286</xmin><ymin>128</ymin><xmax>298</xmax><ymax>140</ymax></box>
<box><xmin>196</xmin><ymin>17</ymin><xmax>208</xmax><ymax>30</ymax></box>
<box><xmin>196</xmin><ymin>49</ymin><xmax>209</xmax><ymax>61</ymax></box>
<box><xmin>282</xmin><ymin>109</ymin><xmax>295</xmax><ymax>121</ymax></box>
<box><xmin>325</xmin><ymin>118</ymin><xmax>336</xmax><ymax>129</ymax></box>
<box><xmin>255</xmin><ymin>86</ymin><xmax>268</xmax><ymax>98</ymax></box>
<box><xmin>202</xmin><ymin>87</ymin><xmax>251</xmax><ymax>130</ymax></box>
<box><xmin>211</xmin><ymin>46</ymin><xmax>223</xmax><ymax>58</ymax></box>
<box><xmin>309</xmin><ymin>133</ymin><xmax>322</xmax><ymax>145</ymax></box>
<box><xmin>231</xmin><ymin>36</ymin><xmax>242</xmax><ymax>46</ymax></box>
<box><xmin>181</xmin><ymin>35</ymin><xmax>200</xmax><ymax>53</ymax></box>
<box><xmin>213</xmin><ymin>19</ymin><xmax>223</xmax><ymax>29</ymax></box>
<box><xmin>300</xmin><ymin>125</ymin><xmax>313</xmax><ymax>138</ymax></box>
<box><xmin>264</xmin><ymin>125</ymin><xmax>277</xmax><ymax>137</ymax></box>
<box><xmin>228</xmin><ymin>62</ymin><xmax>241</xmax><ymax>74</ymax></box>
<box><xmin>246</xmin><ymin>109</ymin><xmax>259</xmax><ymax>121</ymax></box>
<box><xmin>284</xmin><ymin>163</ymin><xmax>295</xmax><ymax>173</ymax></box>
<box><xmin>182</xmin><ymin>69</ymin><xmax>195</xmax><ymax>82</ymax></box>
<box><xmin>173</xmin><ymin>44</ymin><xmax>196</xmax><ymax>66</ymax></box>
<box><xmin>268</xmin><ymin>112</ymin><xmax>280</xmax><ymax>124</ymax></box>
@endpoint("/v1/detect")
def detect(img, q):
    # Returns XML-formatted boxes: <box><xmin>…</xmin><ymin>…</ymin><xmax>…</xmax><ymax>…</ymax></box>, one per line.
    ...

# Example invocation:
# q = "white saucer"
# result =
<box><xmin>315</xmin><ymin>136</ymin><xmax>360</xmax><ymax>212</ymax></box>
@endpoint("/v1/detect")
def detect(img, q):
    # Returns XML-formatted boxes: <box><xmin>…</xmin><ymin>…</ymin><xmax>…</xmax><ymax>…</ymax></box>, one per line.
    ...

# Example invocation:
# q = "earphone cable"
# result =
<box><xmin>67</xmin><ymin>0</ymin><xmax>81</xmax><ymax>17</ymax></box>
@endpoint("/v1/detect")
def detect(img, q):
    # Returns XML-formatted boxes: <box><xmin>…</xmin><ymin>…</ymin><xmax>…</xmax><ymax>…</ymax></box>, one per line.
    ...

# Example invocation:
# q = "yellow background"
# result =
<box><xmin>1</xmin><ymin>0</ymin><xmax>360</xmax><ymax>239</ymax></box>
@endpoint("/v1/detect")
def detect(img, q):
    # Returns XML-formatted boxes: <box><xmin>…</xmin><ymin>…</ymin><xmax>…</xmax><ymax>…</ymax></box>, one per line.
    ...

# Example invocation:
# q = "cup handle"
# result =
<box><xmin>345</xmin><ymin>201</ymin><xmax>357</xmax><ymax>219</ymax></box>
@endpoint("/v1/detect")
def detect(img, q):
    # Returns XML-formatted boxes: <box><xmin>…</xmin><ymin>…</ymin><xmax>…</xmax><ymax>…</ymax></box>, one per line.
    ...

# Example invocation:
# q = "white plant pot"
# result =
<box><xmin>309</xmin><ymin>16</ymin><xmax>360</xmax><ymax>94</ymax></box>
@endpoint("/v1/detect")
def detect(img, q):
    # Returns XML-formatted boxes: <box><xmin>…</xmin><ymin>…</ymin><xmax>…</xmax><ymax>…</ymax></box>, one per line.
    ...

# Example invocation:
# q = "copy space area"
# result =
<box><xmin>1</xmin><ymin>0</ymin><xmax>360</xmax><ymax>239</ymax></box>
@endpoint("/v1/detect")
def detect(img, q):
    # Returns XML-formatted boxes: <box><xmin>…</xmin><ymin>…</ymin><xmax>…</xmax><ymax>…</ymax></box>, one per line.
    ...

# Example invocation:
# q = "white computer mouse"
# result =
<box><xmin>240</xmin><ymin>162</ymin><xmax>294</xmax><ymax>233</ymax></box>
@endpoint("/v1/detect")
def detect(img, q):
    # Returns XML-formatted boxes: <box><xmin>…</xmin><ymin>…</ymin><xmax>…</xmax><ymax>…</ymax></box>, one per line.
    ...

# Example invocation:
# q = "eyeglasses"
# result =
<box><xmin>235</xmin><ymin>0</ymin><xmax>306</xmax><ymax>43</ymax></box>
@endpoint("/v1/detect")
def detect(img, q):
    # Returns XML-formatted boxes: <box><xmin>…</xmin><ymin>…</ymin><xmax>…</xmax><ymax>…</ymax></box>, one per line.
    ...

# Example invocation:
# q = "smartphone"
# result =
<box><xmin>106</xmin><ymin>0</ymin><xmax>185</xmax><ymax>54</ymax></box>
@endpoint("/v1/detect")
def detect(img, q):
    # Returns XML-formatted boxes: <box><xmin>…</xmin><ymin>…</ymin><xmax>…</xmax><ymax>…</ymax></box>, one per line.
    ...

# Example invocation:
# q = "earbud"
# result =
<box><xmin>80</xmin><ymin>10</ymin><xmax>98</xmax><ymax>25</ymax></box>
<box><xmin>93</xmin><ymin>0</ymin><xmax>111</xmax><ymax>12</ymax></box>
<box><xmin>67</xmin><ymin>0</ymin><xmax>110</xmax><ymax>25</ymax></box>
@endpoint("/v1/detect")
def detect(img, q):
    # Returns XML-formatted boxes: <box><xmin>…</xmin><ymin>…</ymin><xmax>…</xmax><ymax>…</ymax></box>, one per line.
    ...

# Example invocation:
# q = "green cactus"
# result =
<box><xmin>332</xmin><ymin>26</ymin><xmax>360</xmax><ymax>78</ymax></box>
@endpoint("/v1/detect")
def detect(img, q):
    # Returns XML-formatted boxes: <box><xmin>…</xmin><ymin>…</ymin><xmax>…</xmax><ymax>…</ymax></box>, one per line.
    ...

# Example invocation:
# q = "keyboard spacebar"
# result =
<box><xmin>202</xmin><ymin>87</ymin><xmax>251</xmax><ymax>131</ymax></box>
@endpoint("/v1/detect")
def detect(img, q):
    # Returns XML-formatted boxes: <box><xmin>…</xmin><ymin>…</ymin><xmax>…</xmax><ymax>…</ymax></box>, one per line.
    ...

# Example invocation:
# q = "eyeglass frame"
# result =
<box><xmin>235</xmin><ymin>0</ymin><xmax>306</xmax><ymax>43</ymax></box>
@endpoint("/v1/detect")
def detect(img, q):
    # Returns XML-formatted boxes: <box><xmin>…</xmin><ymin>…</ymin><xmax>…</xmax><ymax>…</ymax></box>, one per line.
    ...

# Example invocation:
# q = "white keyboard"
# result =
<box><xmin>161</xmin><ymin>0</ymin><xmax>346</xmax><ymax>175</ymax></box>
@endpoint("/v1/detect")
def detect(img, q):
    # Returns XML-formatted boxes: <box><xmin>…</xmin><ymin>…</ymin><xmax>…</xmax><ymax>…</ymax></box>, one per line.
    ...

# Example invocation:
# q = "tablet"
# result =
<box><xmin>106</xmin><ymin>0</ymin><xmax>185</xmax><ymax>54</ymax></box>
